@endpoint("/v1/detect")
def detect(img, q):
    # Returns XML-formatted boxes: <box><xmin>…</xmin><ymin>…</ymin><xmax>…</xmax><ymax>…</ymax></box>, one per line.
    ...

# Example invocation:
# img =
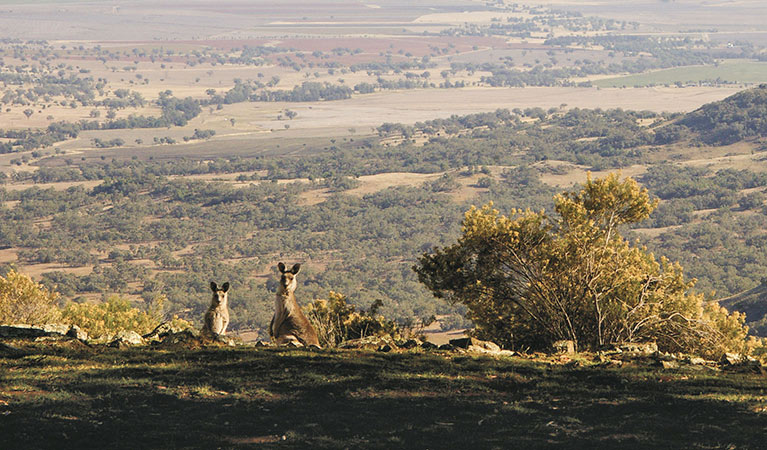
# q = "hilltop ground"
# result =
<box><xmin>1</xmin><ymin>339</ymin><xmax>766</xmax><ymax>449</ymax></box>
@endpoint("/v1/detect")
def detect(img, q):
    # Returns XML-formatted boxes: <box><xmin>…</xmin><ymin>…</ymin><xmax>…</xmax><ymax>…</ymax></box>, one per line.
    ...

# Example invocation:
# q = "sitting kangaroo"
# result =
<box><xmin>202</xmin><ymin>281</ymin><xmax>230</xmax><ymax>337</ymax></box>
<box><xmin>270</xmin><ymin>262</ymin><xmax>320</xmax><ymax>347</ymax></box>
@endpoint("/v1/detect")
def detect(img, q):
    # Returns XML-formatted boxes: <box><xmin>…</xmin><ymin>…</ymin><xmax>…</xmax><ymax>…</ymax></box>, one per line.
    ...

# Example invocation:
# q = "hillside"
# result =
<box><xmin>1</xmin><ymin>340</ymin><xmax>766</xmax><ymax>449</ymax></box>
<box><xmin>721</xmin><ymin>283</ymin><xmax>767</xmax><ymax>336</ymax></box>
<box><xmin>679</xmin><ymin>84</ymin><xmax>767</xmax><ymax>145</ymax></box>
<box><xmin>2</xmin><ymin>86</ymin><xmax>767</xmax><ymax>340</ymax></box>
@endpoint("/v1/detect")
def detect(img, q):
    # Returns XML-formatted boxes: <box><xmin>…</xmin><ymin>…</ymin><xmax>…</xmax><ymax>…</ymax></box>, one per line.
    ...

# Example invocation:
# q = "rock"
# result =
<box><xmin>450</xmin><ymin>337</ymin><xmax>501</xmax><ymax>353</ymax></box>
<box><xmin>420</xmin><ymin>341</ymin><xmax>438</xmax><ymax>350</ymax></box>
<box><xmin>688</xmin><ymin>357</ymin><xmax>707</xmax><ymax>366</ymax></box>
<box><xmin>43</xmin><ymin>324</ymin><xmax>70</xmax><ymax>335</ymax></box>
<box><xmin>109</xmin><ymin>330</ymin><xmax>144</xmax><ymax>348</ymax></box>
<box><xmin>143</xmin><ymin>322</ymin><xmax>194</xmax><ymax>342</ymax></box>
<box><xmin>339</xmin><ymin>336</ymin><xmax>397</xmax><ymax>351</ymax></box>
<box><xmin>448</xmin><ymin>337</ymin><xmax>477</xmax><ymax>349</ymax></box>
<box><xmin>211</xmin><ymin>334</ymin><xmax>240</xmax><ymax>347</ymax></box>
<box><xmin>718</xmin><ymin>353</ymin><xmax>764</xmax><ymax>373</ymax></box>
<box><xmin>255</xmin><ymin>340</ymin><xmax>272</xmax><ymax>347</ymax></box>
<box><xmin>660</xmin><ymin>360</ymin><xmax>679</xmax><ymax>369</ymax></box>
<box><xmin>150</xmin><ymin>330</ymin><xmax>202</xmax><ymax>348</ymax></box>
<box><xmin>473</xmin><ymin>340</ymin><xmax>501</xmax><ymax>353</ymax></box>
<box><xmin>619</xmin><ymin>342</ymin><xmax>658</xmax><ymax>355</ymax></box>
<box><xmin>377</xmin><ymin>344</ymin><xmax>393</xmax><ymax>352</ymax></box>
<box><xmin>0</xmin><ymin>324</ymin><xmax>70</xmax><ymax>339</ymax></box>
<box><xmin>66</xmin><ymin>325</ymin><xmax>89</xmax><ymax>341</ymax></box>
<box><xmin>448</xmin><ymin>337</ymin><xmax>510</xmax><ymax>355</ymax></box>
<box><xmin>438</xmin><ymin>343</ymin><xmax>455</xmax><ymax>351</ymax></box>
<box><xmin>552</xmin><ymin>340</ymin><xmax>575</xmax><ymax>354</ymax></box>
<box><xmin>720</xmin><ymin>353</ymin><xmax>742</xmax><ymax>366</ymax></box>
<box><xmin>398</xmin><ymin>339</ymin><xmax>422</xmax><ymax>349</ymax></box>
<box><xmin>0</xmin><ymin>342</ymin><xmax>29</xmax><ymax>358</ymax></box>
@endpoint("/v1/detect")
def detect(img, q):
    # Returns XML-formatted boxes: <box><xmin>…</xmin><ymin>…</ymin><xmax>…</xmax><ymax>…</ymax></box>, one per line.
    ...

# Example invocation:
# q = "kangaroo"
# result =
<box><xmin>202</xmin><ymin>281</ymin><xmax>230</xmax><ymax>337</ymax></box>
<box><xmin>270</xmin><ymin>262</ymin><xmax>320</xmax><ymax>347</ymax></box>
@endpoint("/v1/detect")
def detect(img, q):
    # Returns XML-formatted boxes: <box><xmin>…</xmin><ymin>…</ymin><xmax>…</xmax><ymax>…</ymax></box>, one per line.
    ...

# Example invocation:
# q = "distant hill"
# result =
<box><xmin>679</xmin><ymin>84</ymin><xmax>767</xmax><ymax>145</ymax></box>
<box><xmin>720</xmin><ymin>283</ymin><xmax>767</xmax><ymax>336</ymax></box>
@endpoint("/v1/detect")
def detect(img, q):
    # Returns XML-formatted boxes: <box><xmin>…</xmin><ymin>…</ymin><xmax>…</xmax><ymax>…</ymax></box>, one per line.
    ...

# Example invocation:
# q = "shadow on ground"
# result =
<box><xmin>1</xmin><ymin>342</ymin><xmax>766</xmax><ymax>449</ymax></box>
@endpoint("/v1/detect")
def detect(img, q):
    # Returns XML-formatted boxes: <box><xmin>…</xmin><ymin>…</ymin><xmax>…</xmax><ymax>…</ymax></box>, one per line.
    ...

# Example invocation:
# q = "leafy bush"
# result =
<box><xmin>61</xmin><ymin>295</ymin><xmax>173</xmax><ymax>339</ymax></box>
<box><xmin>415</xmin><ymin>174</ymin><xmax>753</xmax><ymax>358</ymax></box>
<box><xmin>304</xmin><ymin>291</ymin><xmax>400</xmax><ymax>347</ymax></box>
<box><xmin>0</xmin><ymin>269</ymin><xmax>61</xmax><ymax>325</ymax></box>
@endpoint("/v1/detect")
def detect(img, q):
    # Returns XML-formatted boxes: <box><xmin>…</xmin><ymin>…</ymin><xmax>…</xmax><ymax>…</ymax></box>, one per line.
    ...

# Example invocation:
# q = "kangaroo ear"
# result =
<box><xmin>221</xmin><ymin>282</ymin><xmax>230</xmax><ymax>293</ymax></box>
<box><xmin>210</xmin><ymin>282</ymin><xmax>218</xmax><ymax>292</ymax></box>
<box><xmin>291</xmin><ymin>263</ymin><xmax>301</xmax><ymax>275</ymax></box>
<box><xmin>277</xmin><ymin>262</ymin><xmax>286</xmax><ymax>273</ymax></box>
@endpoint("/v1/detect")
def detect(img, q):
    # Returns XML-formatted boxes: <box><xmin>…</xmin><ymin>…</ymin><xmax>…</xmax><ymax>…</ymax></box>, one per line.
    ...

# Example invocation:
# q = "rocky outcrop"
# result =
<box><xmin>420</xmin><ymin>341</ymin><xmax>438</xmax><ymax>350</ymax></box>
<box><xmin>0</xmin><ymin>324</ymin><xmax>88</xmax><ymax>341</ymax></box>
<box><xmin>398</xmin><ymin>339</ymin><xmax>422</xmax><ymax>349</ymax></box>
<box><xmin>109</xmin><ymin>330</ymin><xmax>144</xmax><ymax>348</ymax></box>
<box><xmin>0</xmin><ymin>342</ymin><xmax>30</xmax><ymax>358</ymax></box>
<box><xmin>619</xmin><ymin>342</ymin><xmax>658</xmax><ymax>355</ymax></box>
<box><xmin>339</xmin><ymin>335</ymin><xmax>399</xmax><ymax>352</ymax></box>
<box><xmin>719</xmin><ymin>353</ymin><xmax>764</xmax><ymax>374</ymax></box>
<box><xmin>449</xmin><ymin>337</ymin><xmax>513</xmax><ymax>356</ymax></box>
<box><xmin>66</xmin><ymin>325</ymin><xmax>89</xmax><ymax>341</ymax></box>
<box><xmin>143</xmin><ymin>322</ymin><xmax>197</xmax><ymax>343</ymax></box>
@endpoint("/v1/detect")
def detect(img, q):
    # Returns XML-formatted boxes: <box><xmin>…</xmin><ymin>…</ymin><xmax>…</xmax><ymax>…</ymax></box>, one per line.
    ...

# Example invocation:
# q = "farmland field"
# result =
<box><xmin>595</xmin><ymin>61</ymin><xmax>767</xmax><ymax>88</ymax></box>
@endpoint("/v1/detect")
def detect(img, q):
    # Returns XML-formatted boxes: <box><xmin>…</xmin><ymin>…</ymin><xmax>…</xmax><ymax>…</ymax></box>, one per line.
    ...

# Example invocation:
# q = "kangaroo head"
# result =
<box><xmin>210</xmin><ymin>281</ymin><xmax>230</xmax><ymax>305</ymax></box>
<box><xmin>277</xmin><ymin>262</ymin><xmax>301</xmax><ymax>294</ymax></box>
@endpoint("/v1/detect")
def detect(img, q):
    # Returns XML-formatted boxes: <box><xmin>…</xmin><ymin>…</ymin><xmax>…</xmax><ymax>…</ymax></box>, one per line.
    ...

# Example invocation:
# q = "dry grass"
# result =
<box><xmin>346</xmin><ymin>172</ymin><xmax>444</xmax><ymax>196</ymax></box>
<box><xmin>0</xmin><ymin>248</ymin><xmax>18</xmax><ymax>264</ymax></box>
<box><xmin>681</xmin><ymin>149</ymin><xmax>767</xmax><ymax>173</ymax></box>
<box><xmin>21</xmin><ymin>263</ymin><xmax>93</xmax><ymax>279</ymax></box>
<box><xmin>537</xmin><ymin>162</ymin><xmax>648</xmax><ymax>188</ymax></box>
<box><xmin>2</xmin><ymin>180</ymin><xmax>103</xmax><ymax>192</ymax></box>
<box><xmin>2</xmin><ymin>341</ymin><xmax>767</xmax><ymax>449</ymax></box>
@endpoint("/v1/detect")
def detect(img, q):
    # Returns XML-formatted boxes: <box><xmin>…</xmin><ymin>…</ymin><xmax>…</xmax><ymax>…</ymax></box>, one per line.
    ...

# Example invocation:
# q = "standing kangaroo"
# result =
<box><xmin>270</xmin><ymin>262</ymin><xmax>320</xmax><ymax>347</ymax></box>
<box><xmin>202</xmin><ymin>282</ymin><xmax>230</xmax><ymax>337</ymax></box>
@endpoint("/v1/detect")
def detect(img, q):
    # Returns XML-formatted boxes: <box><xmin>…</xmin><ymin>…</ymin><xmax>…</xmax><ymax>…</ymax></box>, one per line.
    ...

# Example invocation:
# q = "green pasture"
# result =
<box><xmin>594</xmin><ymin>61</ymin><xmax>767</xmax><ymax>88</ymax></box>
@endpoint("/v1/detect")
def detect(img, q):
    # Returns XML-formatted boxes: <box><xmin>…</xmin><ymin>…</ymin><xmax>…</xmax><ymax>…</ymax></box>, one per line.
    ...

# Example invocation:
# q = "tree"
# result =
<box><xmin>23</xmin><ymin>108</ymin><xmax>34</xmax><ymax>120</ymax></box>
<box><xmin>415</xmin><ymin>173</ymin><xmax>752</xmax><ymax>358</ymax></box>
<box><xmin>0</xmin><ymin>269</ymin><xmax>61</xmax><ymax>324</ymax></box>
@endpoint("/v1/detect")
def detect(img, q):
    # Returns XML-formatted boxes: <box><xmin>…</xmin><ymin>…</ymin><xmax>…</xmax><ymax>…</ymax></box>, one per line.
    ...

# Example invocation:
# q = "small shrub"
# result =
<box><xmin>0</xmin><ymin>269</ymin><xmax>61</xmax><ymax>325</ymax></box>
<box><xmin>61</xmin><ymin>295</ymin><xmax>170</xmax><ymax>339</ymax></box>
<box><xmin>305</xmin><ymin>292</ymin><xmax>400</xmax><ymax>347</ymax></box>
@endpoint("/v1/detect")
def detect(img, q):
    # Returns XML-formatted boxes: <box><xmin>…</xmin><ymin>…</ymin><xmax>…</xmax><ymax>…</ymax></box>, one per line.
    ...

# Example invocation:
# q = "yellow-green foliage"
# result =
<box><xmin>0</xmin><ymin>269</ymin><xmax>61</xmax><ymax>325</ymax></box>
<box><xmin>61</xmin><ymin>295</ymin><xmax>164</xmax><ymax>339</ymax></box>
<box><xmin>305</xmin><ymin>291</ymin><xmax>400</xmax><ymax>347</ymax></box>
<box><xmin>415</xmin><ymin>173</ymin><xmax>752</xmax><ymax>359</ymax></box>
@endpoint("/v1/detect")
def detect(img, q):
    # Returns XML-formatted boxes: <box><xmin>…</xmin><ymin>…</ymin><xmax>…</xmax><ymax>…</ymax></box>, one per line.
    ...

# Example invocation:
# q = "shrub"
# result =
<box><xmin>0</xmin><ymin>269</ymin><xmax>61</xmax><ymax>325</ymax></box>
<box><xmin>415</xmin><ymin>173</ymin><xmax>753</xmax><ymax>359</ymax></box>
<box><xmin>61</xmin><ymin>295</ymin><xmax>170</xmax><ymax>339</ymax></box>
<box><xmin>305</xmin><ymin>291</ymin><xmax>400</xmax><ymax>347</ymax></box>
